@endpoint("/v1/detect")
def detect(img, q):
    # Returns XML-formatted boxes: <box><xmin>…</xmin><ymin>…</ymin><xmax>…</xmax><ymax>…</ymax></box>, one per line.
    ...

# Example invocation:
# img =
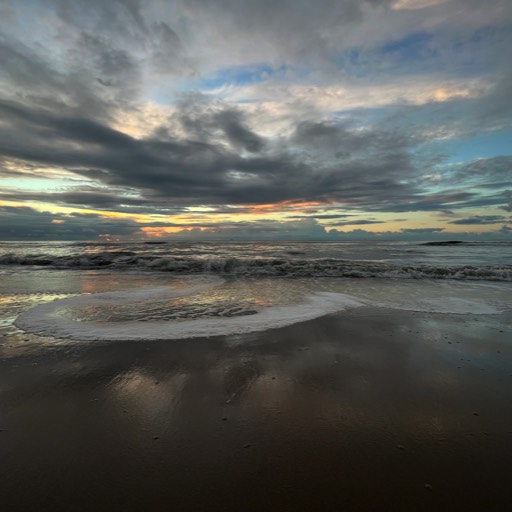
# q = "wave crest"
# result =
<box><xmin>1</xmin><ymin>252</ymin><xmax>511</xmax><ymax>281</ymax></box>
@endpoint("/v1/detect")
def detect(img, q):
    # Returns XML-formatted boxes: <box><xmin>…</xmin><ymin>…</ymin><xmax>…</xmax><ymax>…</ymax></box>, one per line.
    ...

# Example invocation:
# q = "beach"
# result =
<box><xmin>2</xmin><ymin>306</ymin><xmax>512</xmax><ymax>511</ymax></box>
<box><xmin>2</xmin><ymin>0</ymin><xmax>512</xmax><ymax>508</ymax></box>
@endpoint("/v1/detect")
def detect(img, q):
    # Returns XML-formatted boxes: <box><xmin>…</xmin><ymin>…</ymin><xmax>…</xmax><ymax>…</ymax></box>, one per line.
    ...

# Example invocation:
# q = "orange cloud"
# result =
<box><xmin>140</xmin><ymin>226</ymin><xmax>196</xmax><ymax>237</ymax></box>
<box><xmin>231</xmin><ymin>200</ymin><xmax>325</xmax><ymax>215</ymax></box>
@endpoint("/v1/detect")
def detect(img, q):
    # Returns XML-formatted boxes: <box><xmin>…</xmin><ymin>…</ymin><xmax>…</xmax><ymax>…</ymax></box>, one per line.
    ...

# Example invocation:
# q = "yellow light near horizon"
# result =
<box><xmin>141</xmin><ymin>226</ymin><xmax>198</xmax><ymax>237</ymax></box>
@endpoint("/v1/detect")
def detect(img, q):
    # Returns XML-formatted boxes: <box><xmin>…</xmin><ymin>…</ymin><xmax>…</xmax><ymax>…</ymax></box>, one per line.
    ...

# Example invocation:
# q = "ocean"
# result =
<box><xmin>1</xmin><ymin>239</ymin><xmax>511</xmax><ymax>342</ymax></box>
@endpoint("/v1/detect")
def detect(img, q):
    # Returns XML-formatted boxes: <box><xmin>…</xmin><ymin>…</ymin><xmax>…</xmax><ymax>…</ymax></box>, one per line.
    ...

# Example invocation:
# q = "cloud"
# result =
<box><xmin>399</xmin><ymin>227</ymin><xmax>444</xmax><ymax>233</ymax></box>
<box><xmin>503</xmin><ymin>190</ymin><xmax>512</xmax><ymax>212</ymax></box>
<box><xmin>212</xmin><ymin>110</ymin><xmax>265</xmax><ymax>153</ymax></box>
<box><xmin>1</xmin><ymin>89</ymin><xmax>510</xmax><ymax>219</ymax></box>
<box><xmin>449</xmin><ymin>156</ymin><xmax>512</xmax><ymax>188</ymax></box>
<box><xmin>330</xmin><ymin>219</ymin><xmax>386</xmax><ymax>226</ymax></box>
<box><xmin>0</xmin><ymin>95</ymin><xmax>426</xmax><ymax>210</ymax></box>
<box><xmin>288</xmin><ymin>214</ymin><xmax>355</xmax><ymax>220</ymax></box>
<box><xmin>449</xmin><ymin>215</ymin><xmax>508</xmax><ymax>225</ymax></box>
<box><xmin>1</xmin><ymin>205</ymin><xmax>510</xmax><ymax>241</ymax></box>
<box><xmin>0</xmin><ymin>206</ymin><xmax>145</xmax><ymax>240</ymax></box>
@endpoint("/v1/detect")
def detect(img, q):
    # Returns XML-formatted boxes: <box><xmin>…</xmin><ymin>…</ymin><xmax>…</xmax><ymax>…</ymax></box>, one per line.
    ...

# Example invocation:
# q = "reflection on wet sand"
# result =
<box><xmin>1</xmin><ymin>307</ymin><xmax>512</xmax><ymax>511</ymax></box>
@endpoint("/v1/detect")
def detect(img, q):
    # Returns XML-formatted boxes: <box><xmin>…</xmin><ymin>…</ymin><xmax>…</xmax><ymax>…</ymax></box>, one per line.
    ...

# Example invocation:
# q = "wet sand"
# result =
<box><xmin>1</xmin><ymin>307</ymin><xmax>511</xmax><ymax>511</ymax></box>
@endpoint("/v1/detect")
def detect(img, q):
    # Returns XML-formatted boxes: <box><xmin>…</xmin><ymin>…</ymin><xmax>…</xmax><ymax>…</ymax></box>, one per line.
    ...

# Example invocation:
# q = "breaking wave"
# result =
<box><xmin>1</xmin><ymin>251</ymin><xmax>511</xmax><ymax>281</ymax></box>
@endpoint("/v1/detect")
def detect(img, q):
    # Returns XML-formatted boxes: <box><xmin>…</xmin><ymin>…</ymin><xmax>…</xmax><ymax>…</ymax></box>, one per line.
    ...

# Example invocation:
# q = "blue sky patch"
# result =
<box><xmin>198</xmin><ymin>63</ymin><xmax>287</xmax><ymax>90</ymax></box>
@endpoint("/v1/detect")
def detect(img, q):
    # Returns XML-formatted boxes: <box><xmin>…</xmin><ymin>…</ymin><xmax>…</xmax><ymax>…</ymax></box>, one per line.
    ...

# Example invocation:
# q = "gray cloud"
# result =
<box><xmin>213</xmin><ymin>110</ymin><xmax>265</xmax><ymax>153</ymax></box>
<box><xmin>449</xmin><ymin>215</ymin><xmax>508</xmax><ymax>225</ymax></box>
<box><xmin>1</xmin><ymin>90</ymin><xmax>509</xmax><ymax>216</ymax></box>
<box><xmin>0</xmin><ymin>206</ymin><xmax>144</xmax><ymax>240</ymax></box>
<box><xmin>288</xmin><ymin>215</ymin><xmax>385</xmax><ymax>226</ymax></box>
<box><xmin>327</xmin><ymin>219</ymin><xmax>385</xmax><ymax>226</ymax></box>
<box><xmin>364</xmin><ymin>191</ymin><xmax>476</xmax><ymax>213</ymax></box>
<box><xmin>288</xmin><ymin>214</ymin><xmax>355</xmax><ymax>220</ymax></box>
<box><xmin>162</xmin><ymin>0</ymin><xmax>512</xmax><ymax>78</ymax></box>
<box><xmin>399</xmin><ymin>228</ymin><xmax>444</xmax><ymax>234</ymax></box>
<box><xmin>449</xmin><ymin>156</ymin><xmax>512</xmax><ymax>188</ymax></box>
<box><xmin>503</xmin><ymin>190</ymin><xmax>512</xmax><ymax>212</ymax></box>
<box><xmin>0</xmin><ymin>188</ymin><xmax>186</xmax><ymax>215</ymax></box>
<box><xmin>0</xmin><ymin>95</ymin><xmax>425</xmax><ymax>209</ymax></box>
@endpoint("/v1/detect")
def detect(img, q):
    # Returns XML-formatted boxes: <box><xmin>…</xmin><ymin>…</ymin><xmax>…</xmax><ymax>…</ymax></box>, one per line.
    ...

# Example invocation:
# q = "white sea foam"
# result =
<box><xmin>14</xmin><ymin>283</ymin><xmax>365</xmax><ymax>341</ymax></box>
<box><xmin>14</xmin><ymin>274</ymin><xmax>511</xmax><ymax>342</ymax></box>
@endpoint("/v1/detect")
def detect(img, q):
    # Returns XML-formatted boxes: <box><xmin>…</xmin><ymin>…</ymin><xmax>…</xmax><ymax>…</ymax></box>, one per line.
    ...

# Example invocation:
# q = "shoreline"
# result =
<box><xmin>1</xmin><ymin>307</ymin><xmax>512</xmax><ymax>511</ymax></box>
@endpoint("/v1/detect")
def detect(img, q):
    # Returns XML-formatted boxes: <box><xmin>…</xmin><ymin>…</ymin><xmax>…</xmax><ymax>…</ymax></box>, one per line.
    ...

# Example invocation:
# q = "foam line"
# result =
<box><xmin>15</xmin><ymin>288</ymin><xmax>365</xmax><ymax>341</ymax></box>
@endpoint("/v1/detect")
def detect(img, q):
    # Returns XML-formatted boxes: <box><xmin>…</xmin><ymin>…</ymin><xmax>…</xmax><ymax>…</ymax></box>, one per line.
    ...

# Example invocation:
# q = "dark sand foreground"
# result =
<box><xmin>1</xmin><ymin>307</ymin><xmax>511</xmax><ymax>511</ymax></box>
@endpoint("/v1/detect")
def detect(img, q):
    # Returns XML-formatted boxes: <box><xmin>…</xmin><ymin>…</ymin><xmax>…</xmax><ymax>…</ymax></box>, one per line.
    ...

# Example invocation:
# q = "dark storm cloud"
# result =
<box><xmin>0</xmin><ymin>99</ymin><xmax>133</xmax><ymax>149</ymax></box>
<box><xmin>449</xmin><ymin>215</ymin><xmax>508</xmax><ymax>225</ymax></box>
<box><xmin>0</xmin><ymin>94</ymin><xmax>425</xmax><ymax>209</ymax></box>
<box><xmin>170</xmin><ymin>96</ymin><xmax>266</xmax><ymax>152</ymax></box>
<box><xmin>213</xmin><ymin>110</ymin><xmax>265</xmax><ymax>153</ymax></box>
<box><xmin>0</xmin><ymin>85</ymin><xmax>509</xmax><ymax>217</ymax></box>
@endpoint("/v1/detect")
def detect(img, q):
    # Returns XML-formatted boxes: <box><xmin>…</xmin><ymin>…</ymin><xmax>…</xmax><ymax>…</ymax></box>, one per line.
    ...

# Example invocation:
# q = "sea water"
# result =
<box><xmin>1</xmin><ymin>240</ymin><xmax>511</xmax><ymax>342</ymax></box>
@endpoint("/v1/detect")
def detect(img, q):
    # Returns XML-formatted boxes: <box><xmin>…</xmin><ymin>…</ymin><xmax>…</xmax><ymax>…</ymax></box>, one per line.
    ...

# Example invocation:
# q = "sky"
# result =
<box><xmin>0</xmin><ymin>0</ymin><xmax>511</xmax><ymax>241</ymax></box>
